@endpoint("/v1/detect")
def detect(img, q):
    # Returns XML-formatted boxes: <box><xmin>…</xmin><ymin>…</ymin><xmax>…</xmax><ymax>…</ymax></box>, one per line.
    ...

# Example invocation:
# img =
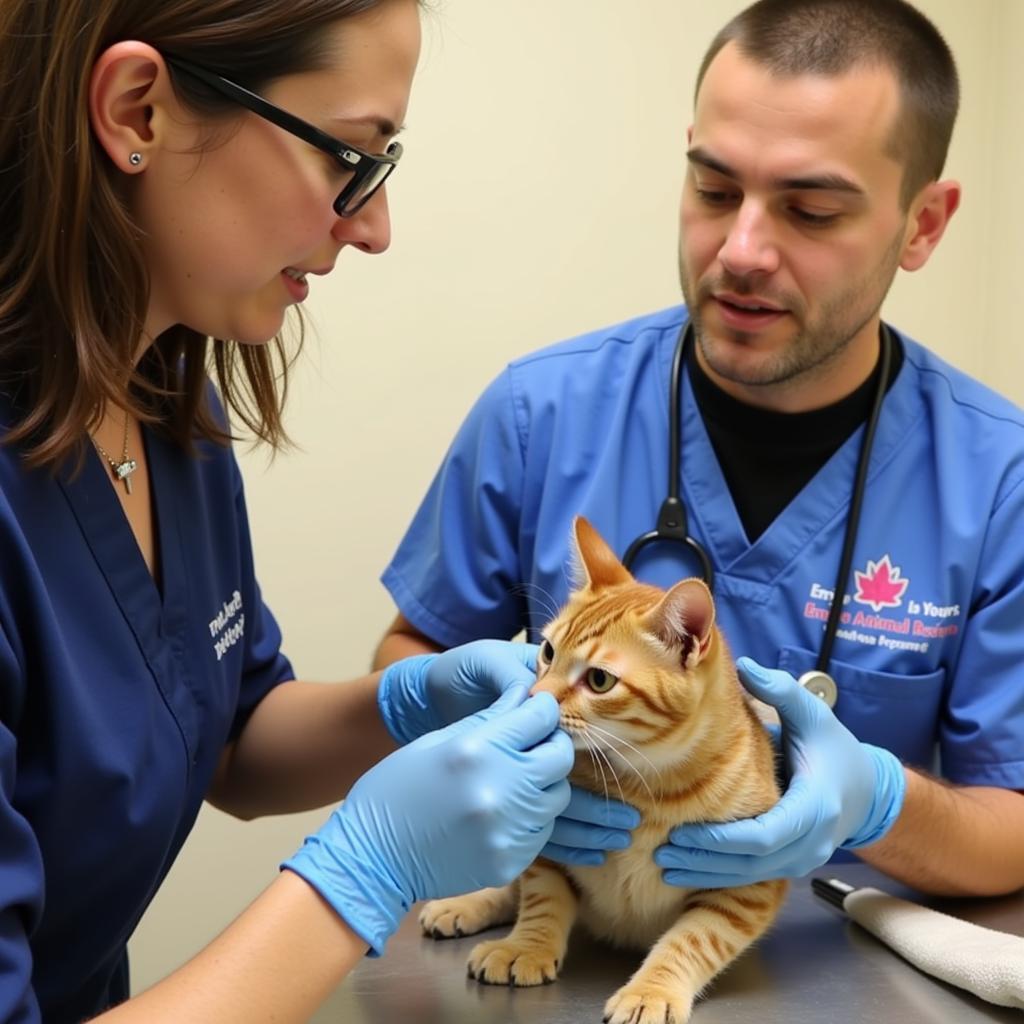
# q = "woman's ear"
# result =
<box><xmin>88</xmin><ymin>42</ymin><xmax>175</xmax><ymax>174</ymax></box>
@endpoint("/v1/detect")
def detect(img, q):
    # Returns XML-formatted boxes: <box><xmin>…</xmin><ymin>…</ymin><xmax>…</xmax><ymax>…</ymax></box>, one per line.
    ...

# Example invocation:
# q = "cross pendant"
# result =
<box><xmin>114</xmin><ymin>459</ymin><xmax>138</xmax><ymax>495</ymax></box>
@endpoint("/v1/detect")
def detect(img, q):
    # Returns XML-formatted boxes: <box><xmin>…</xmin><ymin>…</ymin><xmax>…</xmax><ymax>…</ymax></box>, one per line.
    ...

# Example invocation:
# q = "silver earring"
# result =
<box><xmin>129</xmin><ymin>152</ymin><xmax>143</xmax><ymax>167</ymax></box>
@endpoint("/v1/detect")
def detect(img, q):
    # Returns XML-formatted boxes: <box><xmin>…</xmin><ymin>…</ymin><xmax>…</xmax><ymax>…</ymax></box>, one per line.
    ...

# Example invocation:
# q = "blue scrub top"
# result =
<box><xmin>383</xmin><ymin>306</ymin><xmax>1024</xmax><ymax>791</ymax></box>
<box><xmin>0</xmin><ymin>392</ymin><xmax>293</xmax><ymax>1022</ymax></box>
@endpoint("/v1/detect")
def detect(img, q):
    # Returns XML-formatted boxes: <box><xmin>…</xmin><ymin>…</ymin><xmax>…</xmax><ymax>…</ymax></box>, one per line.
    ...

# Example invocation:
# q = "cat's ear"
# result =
<box><xmin>642</xmin><ymin>578</ymin><xmax>715</xmax><ymax>669</ymax></box>
<box><xmin>571</xmin><ymin>516</ymin><xmax>632</xmax><ymax>591</ymax></box>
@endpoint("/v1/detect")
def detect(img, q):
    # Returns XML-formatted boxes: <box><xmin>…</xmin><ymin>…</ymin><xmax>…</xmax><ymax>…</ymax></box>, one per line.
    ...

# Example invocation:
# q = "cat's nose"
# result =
<box><xmin>530</xmin><ymin>674</ymin><xmax>563</xmax><ymax>700</ymax></box>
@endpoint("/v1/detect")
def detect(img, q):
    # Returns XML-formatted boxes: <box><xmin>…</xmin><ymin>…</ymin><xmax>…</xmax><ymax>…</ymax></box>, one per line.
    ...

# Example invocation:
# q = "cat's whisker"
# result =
<box><xmin>581</xmin><ymin>733</ymin><xmax>614</xmax><ymax>807</ymax></box>
<box><xmin>580</xmin><ymin>738</ymin><xmax>608</xmax><ymax>805</ymax></box>
<box><xmin>585</xmin><ymin>728</ymin><xmax>657</xmax><ymax>807</ymax></box>
<box><xmin>578</xmin><ymin>725</ymin><xmax>627</xmax><ymax>807</ymax></box>
<box><xmin>577</xmin><ymin>726</ymin><xmax>617</xmax><ymax>806</ymax></box>
<box><xmin>585</xmin><ymin>721</ymin><xmax>663</xmax><ymax>781</ymax></box>
<box><xmin>573</xmin><ymin>726</ymin><xmax>600</xmax><ymax>785</ymax></box>
<box><xmin>510</xmin><ymin>583</ymin><xmax>561</xmax><ymax>626</ymax></box>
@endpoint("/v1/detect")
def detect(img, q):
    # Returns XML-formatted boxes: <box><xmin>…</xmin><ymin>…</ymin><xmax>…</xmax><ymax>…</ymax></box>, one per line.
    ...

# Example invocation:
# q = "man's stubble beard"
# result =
<box><xmin>677</xmin><ymin>226</ymin><xmax>905</xmax><ymax>390</ymax></box>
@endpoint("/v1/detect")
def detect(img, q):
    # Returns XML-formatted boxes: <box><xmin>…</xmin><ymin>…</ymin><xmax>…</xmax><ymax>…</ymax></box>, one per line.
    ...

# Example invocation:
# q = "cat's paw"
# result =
<box><xmin>468</xmin><ymin>938</ymin><xmax>561</xmax><ymax>987</ymax></box>
<box><xmin>419</xmin><ymin>897</ymin><xmax>489</xmax><ymax>939</ymax></box>
<box><xmin>419</xmin><ymin>886</ymin><xmax>517</xmax><ymax>939</ymax></box>
<box><xmin>603</xmin><ymin>984</ymin><xmax>695</xmax><ymax>1024</ymax></box>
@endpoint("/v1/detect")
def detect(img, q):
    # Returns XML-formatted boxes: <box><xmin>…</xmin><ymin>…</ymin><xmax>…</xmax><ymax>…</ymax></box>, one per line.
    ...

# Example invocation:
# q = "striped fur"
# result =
<box><xmin>420</xmin><ymin>518</ymin><xmax>787</xmax><ymax>1023</ymax></box>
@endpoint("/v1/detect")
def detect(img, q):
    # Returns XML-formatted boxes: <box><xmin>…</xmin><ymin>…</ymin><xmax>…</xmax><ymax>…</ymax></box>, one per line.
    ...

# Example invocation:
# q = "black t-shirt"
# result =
<box><xmin>687</xmin><ymin>329</ymin><xmax>903</xmax><ymax>542</ymax></box>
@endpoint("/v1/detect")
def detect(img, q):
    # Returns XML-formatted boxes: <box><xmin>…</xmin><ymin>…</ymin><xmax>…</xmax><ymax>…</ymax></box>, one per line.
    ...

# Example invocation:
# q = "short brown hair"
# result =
<box><xmin>695</xmin><ymin>0</ymin><xmax>959</xmax><ymax>210</ymax></box>
<box><xmin>0</xmin><ymin>0</ymin><xmax>397</xmax><ymax>470</ymax></box>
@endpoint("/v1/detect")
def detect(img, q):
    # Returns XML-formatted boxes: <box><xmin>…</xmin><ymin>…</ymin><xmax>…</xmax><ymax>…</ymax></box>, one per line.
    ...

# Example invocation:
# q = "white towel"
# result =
<box><xmin>844</xmin><ymin>886</ymin><xmax>1024</xmax><ymax>1011</ymax></box>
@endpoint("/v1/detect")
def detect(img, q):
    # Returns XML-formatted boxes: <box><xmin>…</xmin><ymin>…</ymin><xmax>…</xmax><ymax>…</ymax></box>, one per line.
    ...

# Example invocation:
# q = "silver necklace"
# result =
<box><xmin>93</xmin><ymin>410</ymin><xmax>138</xmax><ymax>495</ymax></box>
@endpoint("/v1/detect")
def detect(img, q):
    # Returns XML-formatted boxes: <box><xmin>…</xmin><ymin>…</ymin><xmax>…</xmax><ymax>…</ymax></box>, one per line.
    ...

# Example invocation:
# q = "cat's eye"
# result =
<box><xmin>585</xmin><ymin>667</ymin><xmax>619</xmax><ymax>693</ymax></box>
<box><xmin>539</xmin><ymin>639</ymin><xmax>555</xmax><ymax>664</ymax></box>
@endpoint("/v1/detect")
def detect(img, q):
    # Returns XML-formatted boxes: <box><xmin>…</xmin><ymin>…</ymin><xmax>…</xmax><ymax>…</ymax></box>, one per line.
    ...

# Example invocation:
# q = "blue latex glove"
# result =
<box><xmin>379</xmin><ymin>642</ymin><xmax>639</xmax><ymax>863</ymax></box>
<box><xmin>542</xmin><ymin>786</ymin><xmax>642</xmax><ymax>866</ymax></box>
<box><xmin>378</xmin><ymin>640</ymin><xmax>538</xmax><ymax>745</ymax></box>
<box><xmin>284</xmin><ymin>685</ymin><xmax>573</xmax><ymax>954</ymax></box>
<box><xmin>654</xmin><ymin>657</ymin><xmax>906</xmax><ymax>888</ymax></box>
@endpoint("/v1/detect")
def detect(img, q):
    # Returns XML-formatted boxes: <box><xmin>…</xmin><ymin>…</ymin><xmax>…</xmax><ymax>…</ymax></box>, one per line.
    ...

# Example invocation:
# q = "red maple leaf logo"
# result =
<box><xmin>854</xmin><ymin>555</ymin><xmax>909</xmax><ymax>612</ymax></box>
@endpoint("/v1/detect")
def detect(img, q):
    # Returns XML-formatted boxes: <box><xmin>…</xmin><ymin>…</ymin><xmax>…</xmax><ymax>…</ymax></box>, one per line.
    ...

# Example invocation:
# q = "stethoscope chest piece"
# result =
<box><xmin>798</xmin><ymin>670</ymin><xmax>839</xmax><ymax>709</ymax></box>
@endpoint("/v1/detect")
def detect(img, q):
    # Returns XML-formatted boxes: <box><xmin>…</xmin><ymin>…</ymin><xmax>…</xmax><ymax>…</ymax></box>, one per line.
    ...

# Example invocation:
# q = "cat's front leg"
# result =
<box><xmin>467</xmin><ymin>860</ymin><xmax>578</xmax><ymax>986</ymax></box>
<box><xmin>603</xmin><ymin>879</ymin><xmax>787</xmax><ymax>1024</ymax></box>
<box><xmin>419</xmin><ymin>883</ymin><xmax>519</xmax><ymax>939</ymax></box>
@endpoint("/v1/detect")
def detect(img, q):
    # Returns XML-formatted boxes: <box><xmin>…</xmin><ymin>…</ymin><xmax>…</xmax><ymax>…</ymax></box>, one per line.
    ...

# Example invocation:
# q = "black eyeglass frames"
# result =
<box><xmin>162</xmin><ymin>54</ymin><xmax>402</xmax><ymax>218</ymax></box>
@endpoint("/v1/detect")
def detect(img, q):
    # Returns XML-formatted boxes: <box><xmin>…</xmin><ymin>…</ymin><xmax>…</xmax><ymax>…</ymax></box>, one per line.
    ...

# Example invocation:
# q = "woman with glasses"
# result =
<box><xmin>0</xmin><ymin>1</ymin><xmax>622</xmax><ymax>1020</ymax></box>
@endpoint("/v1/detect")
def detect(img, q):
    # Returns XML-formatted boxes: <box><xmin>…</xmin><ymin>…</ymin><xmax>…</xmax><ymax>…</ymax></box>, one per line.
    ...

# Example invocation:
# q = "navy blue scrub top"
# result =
<box><xmin>0</xmin><ymin>392</ymin><xmax>294</xmax><ymax>1023</ymax></box>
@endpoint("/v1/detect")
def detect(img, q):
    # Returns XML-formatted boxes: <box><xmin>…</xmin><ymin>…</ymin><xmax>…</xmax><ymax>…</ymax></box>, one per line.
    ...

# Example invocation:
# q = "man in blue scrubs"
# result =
<box><xmin>374</xmin><ymin>0</ymin><xmax>1024</xmax><ymax>897</ymax></box>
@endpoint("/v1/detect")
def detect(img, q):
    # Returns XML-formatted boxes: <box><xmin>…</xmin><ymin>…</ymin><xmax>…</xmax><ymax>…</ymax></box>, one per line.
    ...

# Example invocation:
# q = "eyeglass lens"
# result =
<box><xmin>336</xmin><ymin>147</ymin><xmax>399</xmax><ymax>216</ymax></box>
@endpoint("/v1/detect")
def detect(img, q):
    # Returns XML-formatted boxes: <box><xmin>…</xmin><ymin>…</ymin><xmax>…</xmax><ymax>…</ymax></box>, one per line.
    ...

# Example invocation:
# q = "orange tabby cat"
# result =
<box><xmin>419</xmin><ymin>516</ymin><xmax>787</xmax><ymax>1024</ymax></box>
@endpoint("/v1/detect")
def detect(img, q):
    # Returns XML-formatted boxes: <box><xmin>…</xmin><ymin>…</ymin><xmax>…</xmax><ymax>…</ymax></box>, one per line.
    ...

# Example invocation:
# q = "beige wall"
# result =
<box><xmin>989</xmin><ymin>0</ymin><xmax>1024</xmax><ymax>395</ymax></box>
<box><xmin>129</xmin><ymin>0</ymin><xmax>1023</xmax><ymax>991</ymax></box>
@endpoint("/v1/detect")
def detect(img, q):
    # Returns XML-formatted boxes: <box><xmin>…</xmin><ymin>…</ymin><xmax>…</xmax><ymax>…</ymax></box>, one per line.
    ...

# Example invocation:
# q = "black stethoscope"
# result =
<box><xmin>622</xmin><ymin>322</ymin><xmax>893</xmax><ymax>708</ymax></box>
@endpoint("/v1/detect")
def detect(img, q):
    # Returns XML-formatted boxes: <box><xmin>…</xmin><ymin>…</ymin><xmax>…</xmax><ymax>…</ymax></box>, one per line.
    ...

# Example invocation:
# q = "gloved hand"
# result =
<box><xmin>379</xmin><ymin>643</ymin><xmax>640</xmax><ymax>863</ymax></box>
<box><xmin>378</xmin><ymin>640</ymin><xmax>538</xmax><ymax>745</ymax></box>
<box><xmin>654</xmin><ymin>657</ymin><xmax>906</xmax><ymax>888</ymax></box>
<box><xmin>542</xmin><ymin>786</ymin><xmax>641</xmax><ymax>866</ymax></box>
<box><xmin>283</xmin><ymin>685</ymin><xmax>573</xmax><ymax>954</ymax></box>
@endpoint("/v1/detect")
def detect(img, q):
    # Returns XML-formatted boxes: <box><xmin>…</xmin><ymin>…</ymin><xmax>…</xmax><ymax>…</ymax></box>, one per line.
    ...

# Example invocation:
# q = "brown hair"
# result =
<box><xmin>694</xmin><ymin>0</ymin><xmax>959</xmax><ymax>209</ymax></box>
<box><xmin>0</xmin><ymin>0</ymin><xmax>395</xmax><ymax>470</ymax></box>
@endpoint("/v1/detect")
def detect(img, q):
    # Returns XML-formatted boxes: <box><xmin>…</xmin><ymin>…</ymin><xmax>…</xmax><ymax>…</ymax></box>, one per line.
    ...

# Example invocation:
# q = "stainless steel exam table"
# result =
<box><xmin>312</xmin><ymin>862</ymin><xmax>1024</xmax><ymax>1023</ymax></box>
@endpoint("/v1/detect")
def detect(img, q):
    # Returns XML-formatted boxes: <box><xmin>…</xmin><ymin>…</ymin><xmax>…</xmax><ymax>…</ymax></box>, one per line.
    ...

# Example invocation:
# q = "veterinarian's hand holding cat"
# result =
<box><xmin>284</xmin><ymin>684</ymin><xmax>574</xmax><ymax>954</ymax></box>
<box><xmin>377</xmin><ymin>639</ymin><xmax>539</xmax><ymax>742</ymax></box>
<box><xmin>378</xmin><ymin>638</ymin><xmax>641</xmax><ymax>863</ymax></box>
<box><xmin>656</xmin><ymin>658</ymin><xmax>907</xmax><ymax>887</ymax></box>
